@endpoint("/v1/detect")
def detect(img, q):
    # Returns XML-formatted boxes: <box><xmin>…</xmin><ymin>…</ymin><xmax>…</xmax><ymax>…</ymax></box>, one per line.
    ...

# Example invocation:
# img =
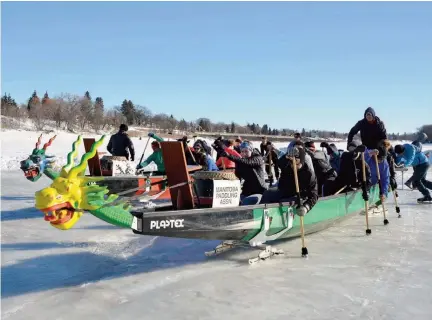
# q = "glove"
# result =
<box><xmin>320</xmin><ymin>142</ymin><xmax>329</xmax><ymax>148</ymax></box>
<box><xmin>218</xmin><ymin>150</ymin><xmax>229</xmax><ymax>158</ymax></box>
<box><xmin>136</xmin><ymin>163</ymin><xmax>143</xmax><ymax>170</ymax></box>
<box><xmin>148</xmin><ymin>132</ymin><xmax>155</xmax><ymax>138</ymax></box>
<box><xmin>390</xmin><ymin>177</ymin><xmax>397</xmax><ymax>190</ymax></box>
<box><xmin>361</xmin><ymin>184</ymin><xmax>369</xmax><ymax>201</ymax></box>
<box><xmin>296</xmin><ymin>204</ymin><xmax>309</xmax><ymax>216</ymax></box>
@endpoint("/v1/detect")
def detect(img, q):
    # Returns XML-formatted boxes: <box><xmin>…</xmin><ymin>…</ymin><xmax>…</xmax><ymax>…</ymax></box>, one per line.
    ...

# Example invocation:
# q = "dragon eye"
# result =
<box><xmin>87</xmin><ymin>181</ymin><xmax>97</xmax><ymax>186</ymax></box>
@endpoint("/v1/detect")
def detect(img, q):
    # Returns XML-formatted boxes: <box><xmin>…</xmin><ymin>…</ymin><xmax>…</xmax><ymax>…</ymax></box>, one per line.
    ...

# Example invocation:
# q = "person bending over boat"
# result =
<box><xmin>304</xmin><ymin>140</ymin><xmax>337</xmax><ymax>196</ymax></box>
<box><xmin>215</xmin><ymin>139</ymin><xmax>241</xmax><ymax>171</ymax></box>
<box><xmin>364</xmin><ymin>144</ymin><xmax>390</xmax><ymax>201</ymax></box>
<box><xmin>404</xmin><ymin>133</ymin><xmax>428</xmax><ymax>190</ymax></box>
<box><xmin>332</xmin><ymin>141</ymin><xmax>371</xmax><ymax>193</ymax></box>
<box><xmin>136</xmin><ymin>133</ymin><xmax>166</xmax><ymax>175</ymax></box>
<box><xmin>214</xmin><ymin>140</ymin><xmax>267</xmax><ymax>205</ymax></box>
<box><xmin>394</xmin><ymin>143</ymin><xmax>432</xmax><ymax>203</ymax></box>
<box><xmin>347</xmin><ymin>106</ymin><xmax>388</xmax><ymax>150</ymax></box>
<box><xmin>260</xmin><ymin>147</ymin><xmax>318</xmax><ymax>216</ymax></box>
<box><xmin>193</xmin><ymin>141</ymin><xmax>219</xmax><ymax>171</ymax></box>
<box><xmin>381</xmin><ymin>140</ymin><xmax>398</xmax><ymax>191</ymax></box>
<box><xmin>107</xmin><ymin>124</ymin><xmax>135</xmax><ymax>161</ymax></box>
<box><xmin>320</xmin><ymin>142</ymin><xmax>343</xmax><ymax>173</ymax></box>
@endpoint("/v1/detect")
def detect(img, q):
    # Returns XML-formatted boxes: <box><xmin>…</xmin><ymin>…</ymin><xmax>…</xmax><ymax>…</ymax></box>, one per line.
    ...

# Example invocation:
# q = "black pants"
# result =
<box><xmin>412</xmin><ymin>162</ymin><xmax>432</xmax><ymax>197</ymax></box>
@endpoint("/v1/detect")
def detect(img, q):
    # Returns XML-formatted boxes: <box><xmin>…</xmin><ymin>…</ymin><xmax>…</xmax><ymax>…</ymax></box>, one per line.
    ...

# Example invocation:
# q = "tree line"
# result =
<box><xmin>1</xmin><ymin>91</ymin><xmax>430</xmax><ymax>141</ymax></box>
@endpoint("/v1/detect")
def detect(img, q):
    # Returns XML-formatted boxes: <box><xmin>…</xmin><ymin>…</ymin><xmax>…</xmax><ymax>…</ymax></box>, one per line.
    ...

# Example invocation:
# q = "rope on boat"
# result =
<box><xmin>191</xmin><ymin>171</ymin><xmax>238</xmax><ymax>181</ymax></box>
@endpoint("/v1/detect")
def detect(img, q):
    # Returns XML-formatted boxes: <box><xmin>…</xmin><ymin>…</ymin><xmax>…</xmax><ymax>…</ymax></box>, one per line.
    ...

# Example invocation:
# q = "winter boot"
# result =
<box><xmin>417</xmin><ymin>195</ymin><xmax>432</xmax><ymax>203</ymax></box>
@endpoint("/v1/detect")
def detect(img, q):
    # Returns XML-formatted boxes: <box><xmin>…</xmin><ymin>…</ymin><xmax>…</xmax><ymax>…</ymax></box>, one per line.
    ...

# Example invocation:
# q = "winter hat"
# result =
<box><xmin>348</xmin><ymin>140</ymin><xmax>360</xmax><ymax>151</ymax></box>
<box><xmin>394</xmin><ymin>145</ymin><xmax>405</xmax><ymax>155</ymax></box>
<box><xmin>364</xmin><ymin>107</ymin><xmax>376</xmax><ymax>119</ymax></box>
<box><xmin>286</xmin><ymin>146</ymin><xmax>300</xmax><ymax>158</ymax></box>
<box><xmin>240</xmin><ymin>141</ymin><xmax>253</xmax><ymax>152</ymax></box>
<box><xmin>304</xmin><ymin>140</ymin><xmax>316</xmax><ymax>151</ymax></box>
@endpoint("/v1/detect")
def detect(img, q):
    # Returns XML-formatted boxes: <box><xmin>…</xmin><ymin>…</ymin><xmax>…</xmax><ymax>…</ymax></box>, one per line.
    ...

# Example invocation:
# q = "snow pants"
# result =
<box><xmin>412</xmin><ymin>162</ymin><xmax>432</xmax><ymax>197</ymax></box>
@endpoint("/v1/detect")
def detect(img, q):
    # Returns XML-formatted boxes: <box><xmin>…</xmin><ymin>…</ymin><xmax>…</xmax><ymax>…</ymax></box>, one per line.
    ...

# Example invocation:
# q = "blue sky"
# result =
<box><xmin>2</xmin><ymin>1</ymin><xmax>431</xmax><ymax>133</ymax></box>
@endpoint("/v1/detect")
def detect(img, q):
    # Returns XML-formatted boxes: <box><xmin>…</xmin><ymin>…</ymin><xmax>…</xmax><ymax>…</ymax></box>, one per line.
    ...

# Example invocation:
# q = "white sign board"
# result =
<box><xmin>112</xmin><ymin>160</ymin><xmax>136</xmax><ymax>176</ymax></box>
<box><xmin>212</xmin><ymin>180</ymin><xmax>241</xmax><ymax>208</ymax></box>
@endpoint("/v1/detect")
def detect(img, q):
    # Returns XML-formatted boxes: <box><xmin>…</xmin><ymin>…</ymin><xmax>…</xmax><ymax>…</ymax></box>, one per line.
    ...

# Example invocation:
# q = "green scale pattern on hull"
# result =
<box><xmin>242</xmin><ymin>185</ymin><xmax>380</xmax><ymax>242</ymax></box>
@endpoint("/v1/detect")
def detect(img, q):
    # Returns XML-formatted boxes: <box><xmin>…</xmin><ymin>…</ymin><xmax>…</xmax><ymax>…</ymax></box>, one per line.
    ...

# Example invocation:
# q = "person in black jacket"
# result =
<box><xmin>304</xmin><ymin>140</ymin><xmax>337</xmax><ymax>196</ymax></box>
<box><xmin>215</xmin><ymin>140</ymin><xmax>267</xmax><ymax>205</ymax></box>
<box><xmin>261</xmin><ymin>147</ymin><xmax>318</xmax><ymax>216</ymax></box>
<box><xmin>347</xmin><ymin>107</ymin><xmax>388</xmax><ymax>150</ymax></box>
<box><xmin>332</xmin><ymin>141</ymin><xmax>371</xmax><ymax>193</ymax></box>
<box><xmin>106</xmin><ymin>124</ymin><xmax>135</xmax><ymax>161</ymax></box>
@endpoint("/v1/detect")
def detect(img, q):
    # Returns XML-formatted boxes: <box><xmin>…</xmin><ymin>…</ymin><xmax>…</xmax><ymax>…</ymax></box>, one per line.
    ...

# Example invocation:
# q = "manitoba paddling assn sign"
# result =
<box><xmin>212</xmin><ymin>180</ymin><xmax>241</xmax><ymax>208</ymax></box>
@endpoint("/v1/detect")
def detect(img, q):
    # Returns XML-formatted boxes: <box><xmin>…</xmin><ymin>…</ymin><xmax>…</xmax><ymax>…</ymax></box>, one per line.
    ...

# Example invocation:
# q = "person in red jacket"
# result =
<box><xmin>216</xmin><ymin>139</ymin><xmax>241</xmax><ymax>170</ymax></box>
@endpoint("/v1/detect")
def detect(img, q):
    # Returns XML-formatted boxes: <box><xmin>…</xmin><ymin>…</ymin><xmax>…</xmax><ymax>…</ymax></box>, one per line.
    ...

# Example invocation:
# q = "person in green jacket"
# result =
<box><xmin>136</xmin><ymin>132</ymin><xmax>165</xmax><ymax>175</ymax></box>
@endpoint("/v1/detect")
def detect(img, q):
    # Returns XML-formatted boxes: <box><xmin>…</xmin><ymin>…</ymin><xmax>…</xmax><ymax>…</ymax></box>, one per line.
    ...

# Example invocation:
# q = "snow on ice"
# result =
<box><xmin>1</xmin><ymin>129</ymin><xmax>432</xmax><ymax>320</ymax></box>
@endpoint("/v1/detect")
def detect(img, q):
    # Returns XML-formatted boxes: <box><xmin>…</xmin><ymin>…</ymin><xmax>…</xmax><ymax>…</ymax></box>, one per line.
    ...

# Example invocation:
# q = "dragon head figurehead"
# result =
<box><xmin>20</xmin><ymin>134</ymin><xmax>59</xmax><ymax>181</ymax></box>
<box><xmin>35</xmin><ymin>135</ymin><xmax>118</xmax><ymax>230</ymax></box>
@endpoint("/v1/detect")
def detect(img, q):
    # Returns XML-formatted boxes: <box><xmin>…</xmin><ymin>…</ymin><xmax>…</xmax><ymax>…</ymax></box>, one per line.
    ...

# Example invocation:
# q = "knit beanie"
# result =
<box><xmin>394</xmin><ymin>145</ymin><xmax>405</xmax><ymax>155</ymax></box>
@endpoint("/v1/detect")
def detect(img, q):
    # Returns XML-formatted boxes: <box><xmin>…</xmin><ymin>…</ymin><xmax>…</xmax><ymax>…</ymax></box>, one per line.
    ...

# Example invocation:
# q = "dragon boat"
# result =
<box><xmin>33</xmin><ymin>136</ymin><xmax>383</xmax><ymax>262</ymax></box>
<box><xmin>20</xmin><ymin>133</ymin><xmax>201</xmax><ymax>202</ymax></box>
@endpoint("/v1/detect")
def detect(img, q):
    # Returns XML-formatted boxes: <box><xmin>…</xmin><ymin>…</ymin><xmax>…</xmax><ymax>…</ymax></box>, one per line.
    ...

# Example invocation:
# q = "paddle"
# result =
<box><xmin>359</xmin><ymin>147</ymin><xmax>372</xmax><ymax>235</ymax></box>
<box><xmin>373</xmin><ymin>152</ymin><xmax>389</xmax><ymax>225</ymax></box>
<box><xmin>136</xmin><ymin>136</ymin><xmax>151</xmax><ymax>175</ymax></box>
<box><xmin>291</xmin><ymin>156</ymin><xmax>308</xmax><ymax>258</ymax></box>
<box><xmin>392</xmin><ymin>188</ymin><xmax>401</xmax><ymax>218</ymax></box>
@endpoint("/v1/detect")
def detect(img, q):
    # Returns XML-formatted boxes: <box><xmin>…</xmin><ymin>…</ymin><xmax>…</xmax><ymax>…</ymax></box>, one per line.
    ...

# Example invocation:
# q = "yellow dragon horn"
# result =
<box><xmin>61</xmin><ymin>135</ymin><xmax>82</xmax><ymax>177</ymax></box>
<box><xmin>68</xmin><ymin>135</ymin><xmax>105</xmax><ymax>178</ymax></box>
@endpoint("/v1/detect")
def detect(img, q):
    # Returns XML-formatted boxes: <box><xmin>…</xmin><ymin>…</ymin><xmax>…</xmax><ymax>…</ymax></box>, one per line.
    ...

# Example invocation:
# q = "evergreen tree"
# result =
<box><xmin>27</xmin><ymin>90</ymin><xmax>40</xmax><ymax>111</ymax></box>
<box><xmin>120</xmin><ymin>99</ymin><xmax>136</xmax><ymax>124</ymax></box>
<box><xmin>84</xmin><ymin>91</ymin><xmax>91</xmax><ymax>101</ymax></box>
<box><xmin>42</xmin><ymin>91</ymin><xmax>51</xmax><ymax>105</ymax></box>
<box><xmin>230</xmin><ymin>122</ymin><xmax>236</xmax><ymax>133</ymax></box>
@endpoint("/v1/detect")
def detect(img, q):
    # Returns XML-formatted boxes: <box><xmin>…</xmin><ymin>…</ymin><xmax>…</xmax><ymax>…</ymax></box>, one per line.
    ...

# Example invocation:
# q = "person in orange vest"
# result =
<box><xmin>215</xmin><ymin>139</ymin><xmax>241</xmax><ymax>171</ymax></box>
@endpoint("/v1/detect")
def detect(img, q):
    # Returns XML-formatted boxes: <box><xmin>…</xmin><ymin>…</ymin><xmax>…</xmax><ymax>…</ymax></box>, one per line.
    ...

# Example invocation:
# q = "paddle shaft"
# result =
<box><xmin>138</xmin><ymin>136</ymin><xmax>151</xmax><ymax>164</ymax></box>
<box><xmin>361</xmin><ymin>152</ymin><xmax>371</xmax><ymax>234</ymax></box>
<box><xmin>373</xmin><ymin>153</ymin><xmax>389</xmax><ymax>224</ymax></box>
<box><xmin>291</xmin><ymin>157</ymin><xmax>307</xmax><ymax>256</ymax></box>
<box><xmin>392</xmin><ymin>189</ymin><xmax>401</xmax><ymax>217</ymax></box>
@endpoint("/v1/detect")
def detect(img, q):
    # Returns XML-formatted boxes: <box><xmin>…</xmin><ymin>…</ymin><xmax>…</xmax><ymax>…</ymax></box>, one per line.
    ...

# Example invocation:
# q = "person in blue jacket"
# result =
<box><xmin>394</xmin><ymin>143</ymin><xmax>432</xmax><ymax>203</ymax></box>
<box><xmin>404</xmin><ymin>132</ymin><xmax>428</xmax><ymax>189</ymax></box>
<box><xmin>364</xmin><ymin>145</ymin><xmax>390</xmax><ymax>201</ymax></box>
<box><xmin>193</xmin><ymin>140</ymin><xmax>219</xmax><ymax>171</ymax></box>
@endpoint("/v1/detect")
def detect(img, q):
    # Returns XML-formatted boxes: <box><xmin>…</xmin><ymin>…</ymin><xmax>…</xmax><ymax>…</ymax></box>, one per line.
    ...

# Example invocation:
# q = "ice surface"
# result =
<box><xmin>1</xmin><ymin>130</ymin><xmax>432</xmax><ymax>319</ymax></box>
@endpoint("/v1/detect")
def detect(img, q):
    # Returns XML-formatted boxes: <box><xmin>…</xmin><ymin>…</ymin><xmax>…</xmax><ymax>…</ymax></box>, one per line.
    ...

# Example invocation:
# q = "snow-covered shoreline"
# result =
<box><xmin>2</xmin><ymin>128</ymin><xmax>430</xmax><ymax>172</ymax></box>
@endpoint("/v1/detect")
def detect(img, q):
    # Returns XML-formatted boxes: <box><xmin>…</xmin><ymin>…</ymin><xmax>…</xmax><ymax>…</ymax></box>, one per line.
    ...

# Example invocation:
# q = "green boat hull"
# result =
<box><xmin>131</xmin><ymin>185</ymin><xmax>380</xmax><ymax>242</ymax></box>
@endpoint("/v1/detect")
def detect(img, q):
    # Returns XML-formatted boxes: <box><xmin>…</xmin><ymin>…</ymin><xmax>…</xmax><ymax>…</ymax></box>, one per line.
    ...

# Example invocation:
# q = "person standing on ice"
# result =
<box><xmin>107</xmin><ymin>124</ymin><xmax>135</xmax><ymax>161</ymax></box>
<box><xmin>214</xmin><ymin>140</ymin><xmax>267</xmax><ymax>205</ymax></box>
<box><xmin>364</xmin><ymin>144</ymin><xmax>390</xmax><ymax>201</ymax></box>
<box><xmin>404</xmin><ymin>132</ymin><xmax>428</xmax><ymax>189</ymax></box>
<box><xmin>260</xmin><ymin>147</ymin><xmax>318</xmax><ymax>216</ymax></box>
<box><xmin>394</xmin><ymin>143</ymin><xmax>432</xmax><ymax>203</ymax></box>
<box><xmin>347</xmin><ymin>107</ymin><xmax>388</xmax><ymax>150</ymax></box>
